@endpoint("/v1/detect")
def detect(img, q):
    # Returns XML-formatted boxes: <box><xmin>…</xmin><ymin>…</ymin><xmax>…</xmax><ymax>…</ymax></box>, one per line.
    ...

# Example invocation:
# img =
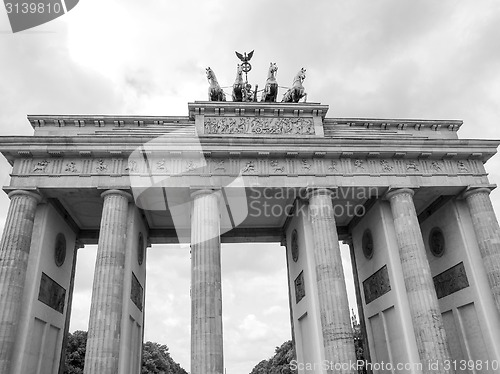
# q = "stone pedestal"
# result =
<box><xmin>84</xmin><ymin>190</ymin><xmax>131</xmax><ymax>374</ymax></box>
<box><xmin>463</xmin><ymin>187</ymin><xmax>500</xmax><ymax>313</ymax></box>
<box><xmin>0</xmin><ymin>190</ymin><xmax>41</xmax><ymax>373</ymax></box>
<box><xmin>386</xmin><ymin>188</ymin><xmax>453</xmax><ymax>372</ymax></box>
<box><xmin>308</xmin><ymin>188</ymin><xmax>357</xmax><ymax>372</ymax></box>
<box><xmin>190</xmin><ymin>190</ymin><xmax>223</xmax><ymax>374</ymax></box>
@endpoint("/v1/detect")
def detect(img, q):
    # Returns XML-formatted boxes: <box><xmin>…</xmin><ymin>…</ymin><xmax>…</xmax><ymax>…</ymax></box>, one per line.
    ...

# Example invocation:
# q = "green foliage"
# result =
<box><xmin>250</xmin><ymin>331</ymin><xmax>368</xmax><ymax>374</ymax></box>
<box><xmin>141</xmin><ymin>341</ymin><xmax>188</xmax><ymax>374</ymax></box>
<box><xmin>62</xmin><ymin>331</ymin><xmax>187</xmax><ymax>374</ymax></box>
<box><xmin>249</xmin><ymin>340</ymin><xmax>297</xmax><ymax>374</ymax></box>
<box><xmin>64</xmin><ymin>330</ymin><xmax>87</xmax><ymax>374</ymax></box>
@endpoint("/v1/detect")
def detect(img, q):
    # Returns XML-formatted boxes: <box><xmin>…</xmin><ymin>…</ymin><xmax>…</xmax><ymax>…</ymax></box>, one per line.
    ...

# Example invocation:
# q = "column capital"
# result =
<box><xmin>305</xmin><ymin>187</ymin><xmax>337</xmax><ymax>200</ymax></box>
<box><xmin>190</xmin><ymin>188</ymin><xmax>220</xmax><ymax>199</ymax></box>
<box><xmin>461</xmin><ymin>185</ymin><xmax>495</xmax><ymax>200</ymax></box>
<box><xmin>7</xmin><ymin>189</ymin><xmax>42</xmax><ymax>203</ymax></box>
<box><xmin>100</xmin><ymin>189</ymin><xmax>132</xmax><ymax>201</ymax></box>
<box><xmin>384</xmin><ymin>187</ymin><xmax>415</xmax><ymax>200</ymax></box>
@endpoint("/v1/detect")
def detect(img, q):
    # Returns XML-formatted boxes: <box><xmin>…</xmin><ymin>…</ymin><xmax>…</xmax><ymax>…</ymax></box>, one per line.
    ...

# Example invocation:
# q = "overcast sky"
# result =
<box><xmin>1</xmin><ymin>1</ymin><xmax>500</xmax><ymax>373</ymax></box>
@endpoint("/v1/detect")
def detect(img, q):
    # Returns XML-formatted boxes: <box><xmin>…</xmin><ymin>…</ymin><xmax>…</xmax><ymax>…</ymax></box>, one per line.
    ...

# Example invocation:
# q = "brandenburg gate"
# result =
<box><xmin>0</xmin><ymin>100</ymin><xmax>500</xmax><ymax>374</ymax></box>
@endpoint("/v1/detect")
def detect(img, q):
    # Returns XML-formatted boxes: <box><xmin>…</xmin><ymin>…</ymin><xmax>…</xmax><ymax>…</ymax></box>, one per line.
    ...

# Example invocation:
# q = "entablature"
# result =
<box><xmin>0</xmin><ymin>135</ymin><xmax>497</xmax><ymax>165</ymax></box>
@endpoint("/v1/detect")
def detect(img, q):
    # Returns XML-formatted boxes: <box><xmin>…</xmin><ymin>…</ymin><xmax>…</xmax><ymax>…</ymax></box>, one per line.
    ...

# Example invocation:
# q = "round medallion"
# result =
<box><xmin>138</xmin><ymin>233</ymin><xmax>145</xmax><ymax>265</ymax></box>
<box><xmin>429</xmin><ymin>227</ymin><xmax>445</xmax><ymax>257</ymax></box>
<box><xmin>291</xmin><ymin>229</ymin><xmax>299</xmax><ymax>262</ymax></box>
<box><xmin>362</xmin><ymin>229</ymin><xmax>374</xmax><ymax>259</ymax></box>
<box><xmin>241</xmin><ymin>61</ymin><xmax>252</xmax><ymax>73</ymax></box>
<box><xmin>54</xmin><ymin>233</ymin><xmax>66</xmax><ymax>267</ymax></box>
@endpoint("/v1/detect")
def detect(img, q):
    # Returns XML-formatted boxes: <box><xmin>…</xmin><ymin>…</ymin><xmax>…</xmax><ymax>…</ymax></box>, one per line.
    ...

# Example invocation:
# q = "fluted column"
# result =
<box><xmin>307</xmin><ymin>188</ymin><xmax>356</xmax><ymax>373</ymax></box>
<box><xmin>191</xmin><ymin>189</ymin><xmax>223</xmax><ymax>374</ymax></box>
<box><xmin>0</xmin><ymin>190</ymin><xmax>41</xmax><ymax>373</ymax></box>
<box><xmin>463</xmin><ymin>187</ymin><xmax>500</xmax><ymax>313</ymax></box>
<box><xmin>84</xmin><ymin>190</ymin><xmax>131</xmax><ymax>374</ymax></box>
<box><xmin>386</xmin><ymin>188</ymin><xmax>453</xmax><ymax>373</ymax></box>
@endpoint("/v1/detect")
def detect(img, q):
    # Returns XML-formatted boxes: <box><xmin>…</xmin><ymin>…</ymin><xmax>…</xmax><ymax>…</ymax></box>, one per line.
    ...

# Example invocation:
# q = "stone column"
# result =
<box><xmin>84</xmin><ymin>190</ymin><xmax>131</xmax><ymax>374</ymax></box>
<box><xmin>0</xmin><ymin>190</ymin><xmax>41</xmax><ymax>373</ymax></box>
<box><xmin>386</xmin><ymin>188</ymin><xmax>453</xmax><ymax>373</ymax></box>
<box><xmin>463</xmin><ymin>187</ymin><xmax>500</xmax><ymax>313</ymax></box>
<box><xmin>307</xmin><ymin>188</ymin><xmax>357</xmax><ymax>372</ymax></box>
<box><xmin>191</xmin><ymin>189</ymin><xmax>223</xmax><ymax>374</ymax></box>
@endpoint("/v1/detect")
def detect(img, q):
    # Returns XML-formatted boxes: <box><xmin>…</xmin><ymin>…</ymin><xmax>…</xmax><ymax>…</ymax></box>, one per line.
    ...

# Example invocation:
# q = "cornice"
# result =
<box><xmin>28</xmin><ymin>115</ymin><xmax>191</xmax><ymax>129</ymax></box>
<box><xmin>0</xmin><ymin>135</ymin><xmax>498</xmax><ymax>163</ymax></box>
<box><xmin>324</xmin><ymin>118</ymin><xmax>463</xmax><ymax>132</ymax></box>
<box><xmin>188</xmin><ymin>101</ymin><xmax>330</xmax><ymax>119</ymax></box>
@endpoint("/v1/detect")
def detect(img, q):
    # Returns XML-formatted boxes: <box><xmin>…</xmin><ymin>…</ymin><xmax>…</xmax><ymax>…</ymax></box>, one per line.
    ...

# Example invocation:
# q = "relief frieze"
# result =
<box><xmin>156</xmin><ymin>159</ymin><xmax>167</xmax><ymax>171</ymax></box>
<box><xmin>430</xmin><ymin>160</ymin><xmax>443</xmax><ymax>172</ymax></box>
<box><xmin>16</xmin><ymin>156</ymin><xmax>486</xmax><ymax>179</ymax></box>
<box><xmin>380</xmin><ymin>159</ymin><xmax>394</xmax><ymax>172</ymax></box>
<box><xmin>327</xmin><ymin>160</ymin><xmax>338</xmax><ymax>172</ymax></box>
<box><xmin>65</xmin><ymin>161</ymin><xmax>78</xmax><ymax>173</ymax></box>
<box><xmin>95</xmin><ymin>159</ymin><xmax>108</xmax><ymax>173</ymax></box>
<box><xmin>241</xmin><ymin>160</ymin><xmax>257</xmax><ymax>174</ymax></box>
<box><xmin>212</xmin><ymin>159</ymin><xmax>226</xmax><ymax>172</ymax></box>
<box><xmin>131</xmin><ymin>272</ymin><xmax>144</xmax><ymax>311</ymax></box>
<box><xmin>363</xmin><ymin>265</ymin><xmax>391</xmax><ymax>304</ymax></box>
<box><xmin>301</xmin><ymin>159</ymin><xmax>312</xmax><ymax>172</ymax></box>
<box><xmin>126</xmin><ymin>160</ymin><xmax>138</xmax><ymax>172</ymax></box>
<box><xmin>433</xmin><ymin>262</ymin><xmax>469</xmax><ymax>299</ymax></box>
<box><xmin>270</xmin><ymin>160</ymin><xmax>285</xmax><ymax>173</ymax></box>
<box><xmin>32</xmin><ymin>160</ymin><xmax>50</xmax><ymax>172</ymax></box>
<box><xmin>294</xmin><ymin>271</ymin><xmax>305</xmax><ymax>303</ymax></box>
<box><xmin>204</xmin><ymin>116</ymin><xmax>315</xmax><ymax>135</ymax></box>
<box><xmin>38</xmin><ymin>272</ymin><xmax>66</xmax><ymax>314</ymax></box>
<box><xmin>457</xmin><ymin>160</ymin><xmax>468</xmax><ymax>173</ymax></box>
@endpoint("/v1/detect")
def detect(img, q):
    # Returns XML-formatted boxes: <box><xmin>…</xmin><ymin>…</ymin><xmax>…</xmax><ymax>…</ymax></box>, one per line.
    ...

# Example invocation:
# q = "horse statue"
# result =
<box><xmin>232</xmin><ymin>64</ymin><xmax>245</xmax><ymax>102</ymax></box>
<box><xmin>206</xmin><ymin>67</ymin><xmax>226</xmax><ymax>101</ymax></box>
<box><xmin>261</xmin><ymin>62</ymin><xmax>278</xmax><ymax>102</ymax></box>
<box><xmin>281</xmin><ymin>68</ymin><xmax>307</xmax><ymax>103</ymax></box>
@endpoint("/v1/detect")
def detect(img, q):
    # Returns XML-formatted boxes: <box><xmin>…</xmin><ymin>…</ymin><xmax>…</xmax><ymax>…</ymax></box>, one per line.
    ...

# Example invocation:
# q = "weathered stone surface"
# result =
<box><xmin>363</xmin><ymin>265</ymin><xmax>391</xmax><ymax>304</ymax></box>
<box><xmin>308</xmin><ymin>188</ymin><xmax>357</xmax><ymax>373</ymax></box>
<box><xmin>433</xmin><ymin>262</ymin><xmax>469</xmax><ymax>299</ymax></box>
<box><xmin>10</xmin><ymin>156</ymin><xmax>488</xmax><ymax>180</ymax></box>
<box><xmin>464</xmin><ymin>187</ymin><xmax>500</xmax><ymax>313</ymax></box>
<box><xmin>191</xmin><ymin>190</ymin><xmax>223</xmax><ymax>374</ymax></box>
<box><xmin>130</xmin><ymin>272</ymin><xmax>143</xmax><ymax>312</ymax></box>
<box><xmin>386</xmin><ymin>188</ymin><xmax>453</xmax><ymax>372</ymax></box>
<box><xmin>294</xmin><ymin>271</ymin><xmax>305</xmax><ymax>303</ymax></box>
<box><xmin>0</xmin><ymin>190</ymin><xmax>41</xmax><ymax>374</ymax></box>
<box><xmin>38</xmin><ymin>272</ymin><xmax>66</xmax><ymax>313</ymax></box>
<box><xmin>84</xmin><ymin>190</ymin><xmax>131</xmax><ymax>374</ymax></box>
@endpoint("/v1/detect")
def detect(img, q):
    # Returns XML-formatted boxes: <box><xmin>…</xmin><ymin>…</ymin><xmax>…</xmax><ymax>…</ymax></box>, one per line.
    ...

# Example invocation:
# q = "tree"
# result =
<box><xmin>64</xmin><ymin>330</ymin><xmax>87</xmax><ymax>374</ymax></box>
<box><xmin>62</xmin><ymin>331</ymin><xmax>187</xmax><ymax>374</ymax></box>
<box><xmin>249</xmin><ymin>340</ymin><xmax>297</xmax><ymax>374</ymax></box>
<box><xmin>141</xmin><ymin>341</ymin><xmax>187</xmax><ymax>374</ymax></box>
<box><xmin>250</xmin><ymin>333</ymin><xmax>368</xmax><ymax>374</ymax></box>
